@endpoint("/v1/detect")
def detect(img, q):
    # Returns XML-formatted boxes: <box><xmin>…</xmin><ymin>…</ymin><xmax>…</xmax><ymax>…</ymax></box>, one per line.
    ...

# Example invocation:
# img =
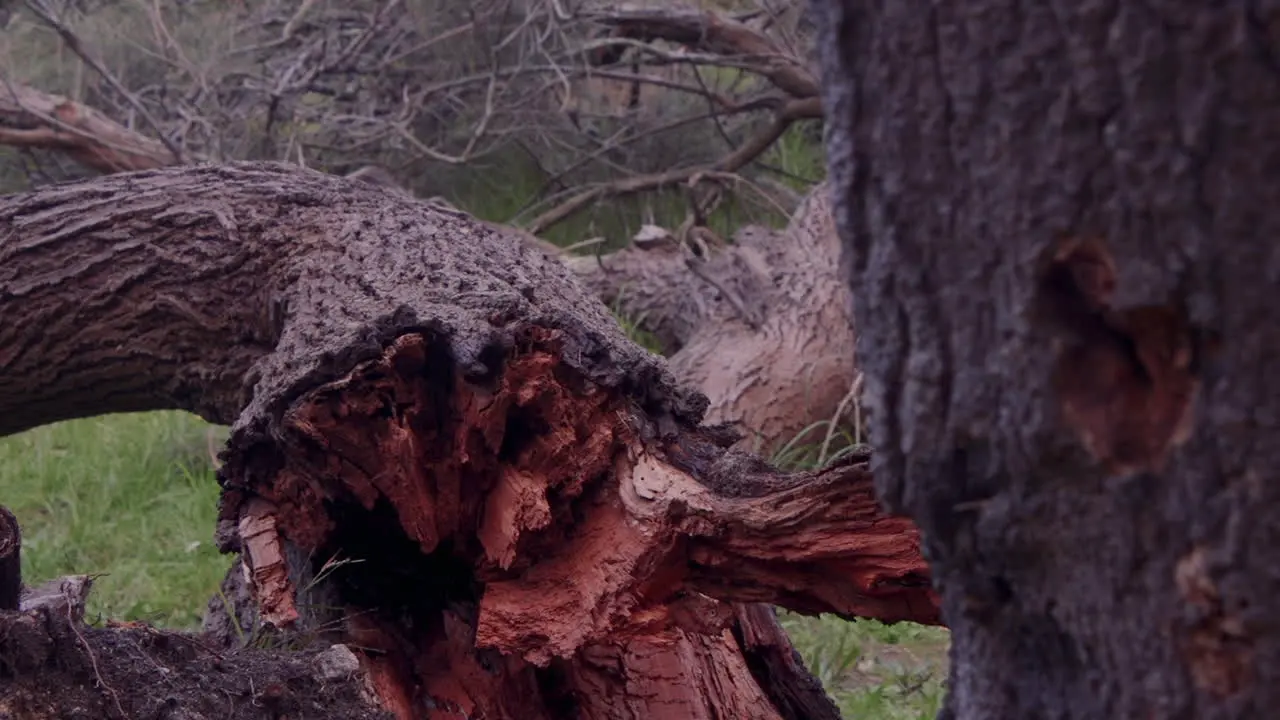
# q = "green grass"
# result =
<box><xmin>0</xmin><ymin>411</ymin><xmax>230</xmax><ymax>628</ymax></box>
<box><xmin>759</xmin><ymin>123</ymin><xmax>829</xmax><ymax>191</ymax></box>
<box><xmin>782</xmin><ymin>613</ymin><xmax>949</xmax><ymax>719</ymax></box>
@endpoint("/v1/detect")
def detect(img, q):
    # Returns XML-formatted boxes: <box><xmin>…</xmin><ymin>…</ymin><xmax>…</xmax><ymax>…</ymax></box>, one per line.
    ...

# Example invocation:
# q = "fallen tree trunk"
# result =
<box><xmin>2</xmin><ymin>80</ymin><xmax>853</xmax><ymax>453</ymax></box>
<box><xmin>0</xmin><ymin>162</ymin><xmax>935</xmax><ymax>719</ymax></box>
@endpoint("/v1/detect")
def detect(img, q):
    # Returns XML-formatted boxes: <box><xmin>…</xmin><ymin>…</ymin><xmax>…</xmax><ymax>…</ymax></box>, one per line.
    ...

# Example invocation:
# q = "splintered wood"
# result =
<box><xmin>223</xmin><ymin>328</ymin><xmax>935</xmax><ymax>719</ymax></box>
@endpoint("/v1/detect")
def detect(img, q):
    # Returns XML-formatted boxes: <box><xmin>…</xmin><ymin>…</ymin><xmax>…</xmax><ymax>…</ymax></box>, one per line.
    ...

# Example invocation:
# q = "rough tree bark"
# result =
<box><xmin>816</xmin><ymin>2</ymin><xmax>1280</xmax><ymax>718</ymax></box>
<box><xmin>0</xmin><ymin>163</ymin><xmax>935</xmax><ymax>719</ymax></box>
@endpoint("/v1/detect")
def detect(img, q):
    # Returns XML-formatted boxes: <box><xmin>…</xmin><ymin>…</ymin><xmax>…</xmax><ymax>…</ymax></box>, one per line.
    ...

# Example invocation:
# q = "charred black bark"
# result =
<box><xmin>816</xmin><ymin>2</ymin><xmax>1280</xmax><ymax>718</ymax></box>
<box><xmin>0</xmin><ymin>506</ymin><xmax>19</xmax><ymax>611</ymax></box>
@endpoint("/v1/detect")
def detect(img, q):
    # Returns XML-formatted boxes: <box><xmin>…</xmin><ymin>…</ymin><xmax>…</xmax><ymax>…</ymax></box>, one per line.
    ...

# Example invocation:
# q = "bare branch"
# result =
<box><xmin>1</xmin><ymin>0</ymin><xmax>826</xmax><ymax>237</ymax></box>
<box><xmin>587</xmin><ymin>7</ymin><xmax>820</xmax><ymax>99</ymax></box>
<box><xmin>23</xmin><ymin>0</ymin><xmax>186</xmax><ymax>164</ymax></box>
<box><xmin>527</xmin><ymin>96</ymin><xmax>819</xmax><ymax>235</ymax></box>
<box><xmin>0</xmin><ymin>81</ymin><xmax>174</xmax><ymax>173</ymax></box>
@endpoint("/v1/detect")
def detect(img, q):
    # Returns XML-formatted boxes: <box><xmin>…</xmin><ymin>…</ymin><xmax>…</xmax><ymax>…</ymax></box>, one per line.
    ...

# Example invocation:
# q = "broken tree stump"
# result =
<box><xmin>0</xmin><ymin>163</ymin><xmax>937</xmax><ymax>719</ymax></box>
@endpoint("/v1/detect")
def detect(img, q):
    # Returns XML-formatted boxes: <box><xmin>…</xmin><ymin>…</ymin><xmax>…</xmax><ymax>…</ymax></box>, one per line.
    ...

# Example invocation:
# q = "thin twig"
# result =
<box><xmin>685</xmin><ymin>253</ymin><xmax>764</xmax><ymax>330</ymax></box>
<box><xmin>25</xmin><ymin>0</ymin><xmax>186</xmax><ymax>164</ymax></box>
<box><xmin>525</xmin><ymin>96</ymin><xmax>817</xmax><ymax>234</ymax></box>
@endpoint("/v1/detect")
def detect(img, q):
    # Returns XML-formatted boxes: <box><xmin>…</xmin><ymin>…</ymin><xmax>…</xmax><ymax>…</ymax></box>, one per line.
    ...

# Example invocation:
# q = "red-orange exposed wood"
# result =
<box><xmin>219</xmin><ymin>328</ymin><xmax>936</xmax><ymax>717</ymax></box>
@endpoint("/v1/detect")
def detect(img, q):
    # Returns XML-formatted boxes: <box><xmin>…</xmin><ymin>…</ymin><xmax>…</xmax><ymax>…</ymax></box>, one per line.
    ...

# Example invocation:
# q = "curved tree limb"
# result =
<box><xmin>567</xmin><ymin>181</ymin><xmax>855</xmax><ymax>454</ymax></box>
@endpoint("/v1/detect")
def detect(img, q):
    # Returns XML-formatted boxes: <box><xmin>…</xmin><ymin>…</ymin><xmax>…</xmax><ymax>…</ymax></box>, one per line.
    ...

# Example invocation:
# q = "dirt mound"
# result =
<box><xmin>0</xmin><ymin>577</ymin><xmax>389</xmax><ymax>720</ymax></box>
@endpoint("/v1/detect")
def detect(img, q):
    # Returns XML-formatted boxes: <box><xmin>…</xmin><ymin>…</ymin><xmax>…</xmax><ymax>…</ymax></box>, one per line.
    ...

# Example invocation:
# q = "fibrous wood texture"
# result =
<box><xmin>0</xmin><ymin>163</ymin><xmax>935</xmax><ymax>719</ymax></box>
<box><xmin>816</xmin><ymin>2</ymin><xmax>1280</xmax><ymax>718</ymax></box>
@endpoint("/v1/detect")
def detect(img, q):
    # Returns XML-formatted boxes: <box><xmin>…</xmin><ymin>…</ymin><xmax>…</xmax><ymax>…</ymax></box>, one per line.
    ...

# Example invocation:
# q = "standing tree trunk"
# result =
<box><xmin>0</xmin><ymin>163</ymin><xmax>936</xmax><ymax>719</ymax></box>
<box><xmin>816</xmin><ymin>2</ymin><xmax>1280</xmax><ymax>718</ymax></box>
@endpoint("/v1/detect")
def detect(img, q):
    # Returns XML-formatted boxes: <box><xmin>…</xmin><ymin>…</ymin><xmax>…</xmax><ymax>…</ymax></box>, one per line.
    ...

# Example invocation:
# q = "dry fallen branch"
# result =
<box><xmin>0</xmin><ymin>81</ymin><xmax>173</xmax><ymax>173</ymax></box>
